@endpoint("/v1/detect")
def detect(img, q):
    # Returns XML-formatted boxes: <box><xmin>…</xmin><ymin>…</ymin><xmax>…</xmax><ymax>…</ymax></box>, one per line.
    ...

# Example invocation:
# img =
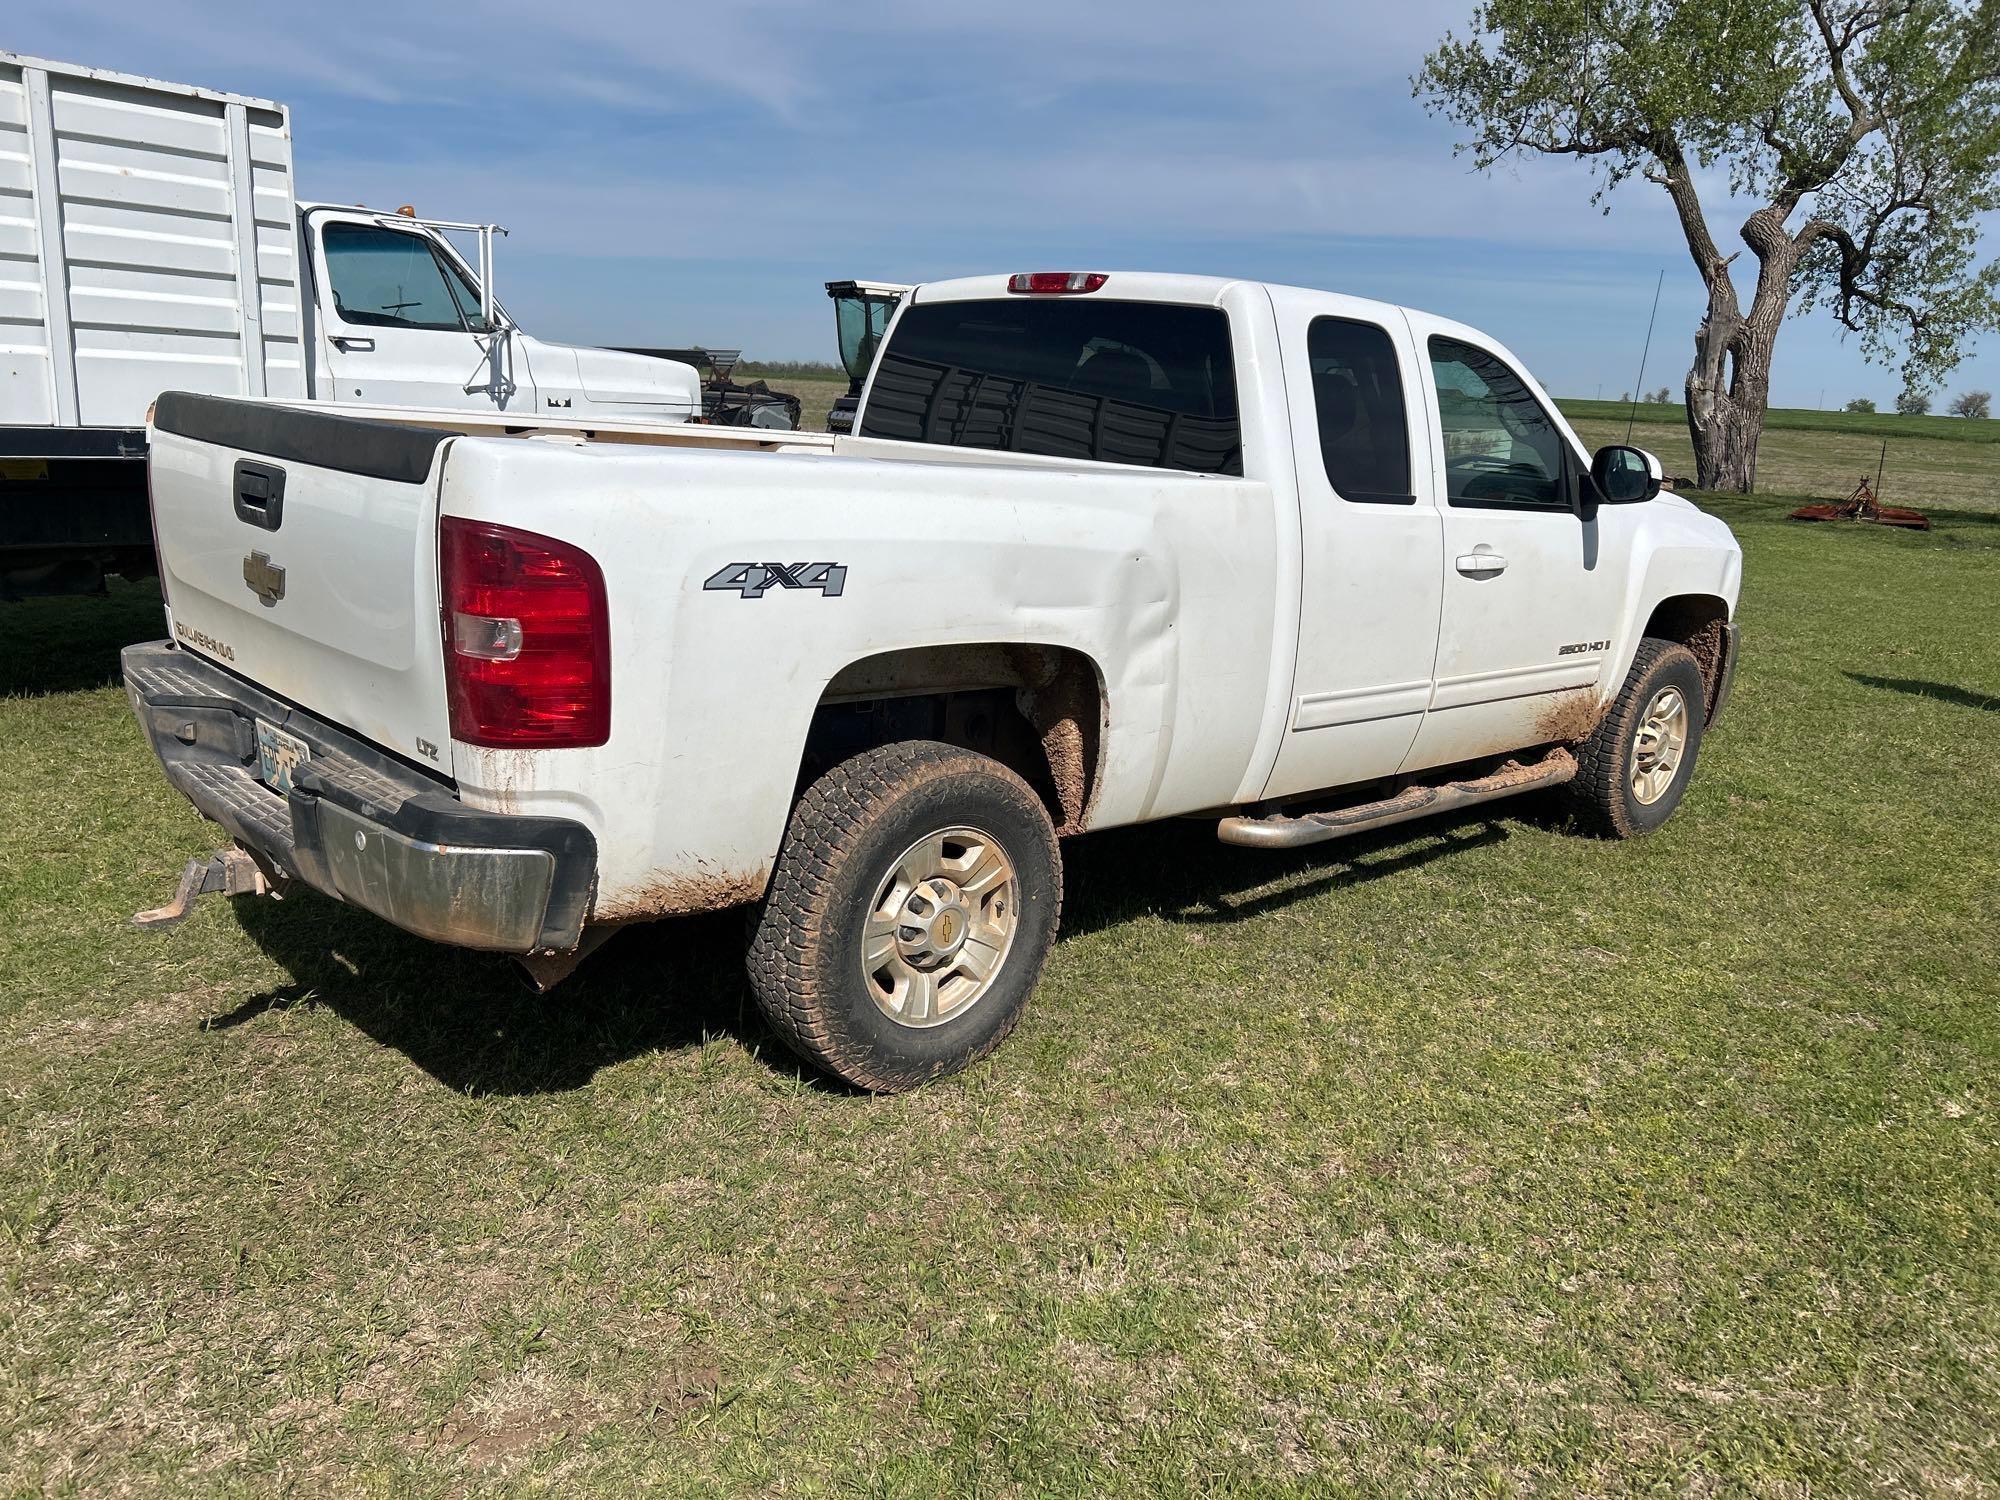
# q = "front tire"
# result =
<box><xmin>1568</xmin><ymin>637</ymin><xmax>1708</xmax><ymax>838</ymax></box>
<box><xmin>746</xmin><ymin>741</ymin><xmax>1062</xmax><ymax>1092</ymax></box>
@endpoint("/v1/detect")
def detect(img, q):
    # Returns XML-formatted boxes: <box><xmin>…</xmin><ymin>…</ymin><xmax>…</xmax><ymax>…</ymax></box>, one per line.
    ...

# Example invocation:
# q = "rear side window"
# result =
<box><xmin>1308</xmin><ymin>317</ymin><xmax>1412</xmax><ymax>504</ymax></box>
<box><xmin>859</xmin><ymin>298</ymin><xmax>1242</xmax><ymax>476</ymax></box>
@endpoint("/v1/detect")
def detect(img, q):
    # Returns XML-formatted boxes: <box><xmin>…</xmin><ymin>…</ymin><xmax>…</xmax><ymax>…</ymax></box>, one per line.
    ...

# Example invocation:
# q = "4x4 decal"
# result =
<box><xmin>702</xmin><ymin>562</ymin><xmax>847</xmax><ymax>599</ymax></box>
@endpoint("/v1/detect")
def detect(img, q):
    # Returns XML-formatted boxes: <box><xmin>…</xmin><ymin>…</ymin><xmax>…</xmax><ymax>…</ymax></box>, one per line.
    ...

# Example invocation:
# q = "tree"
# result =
<box><xmin>1418</xmin><ymin>1</ymin><xmax>2000</xmax><ymax>491</ymax></box>
<box><xmin>1845</xmin><ymin>395</ymin><xmax>1878</xmax><ymax>411</ymax></box>
<box><xmin>1950</xmin><ymin>388</ymin><xmax>1993</xmax><ymax>416</ymax></box>
<box><xmin>1896</xmin><ymin>388</ymin><xmax>1933</xmax><ymax>413</ymax></box>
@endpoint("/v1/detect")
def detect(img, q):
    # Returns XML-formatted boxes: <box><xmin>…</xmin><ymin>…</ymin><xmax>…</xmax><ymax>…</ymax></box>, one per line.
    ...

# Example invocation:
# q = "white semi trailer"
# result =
<box><xmin>0</xmin><ymin>51</ymin><xmax>720</xmax><ymax>596</ymax></box>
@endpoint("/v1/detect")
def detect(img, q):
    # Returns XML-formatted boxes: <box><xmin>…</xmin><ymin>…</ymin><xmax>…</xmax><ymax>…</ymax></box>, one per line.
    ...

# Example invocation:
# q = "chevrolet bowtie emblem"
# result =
<box><xmin>243</xmin><ymin>550</ymin><xmax>286</xmax><ymax>606</ymax></box>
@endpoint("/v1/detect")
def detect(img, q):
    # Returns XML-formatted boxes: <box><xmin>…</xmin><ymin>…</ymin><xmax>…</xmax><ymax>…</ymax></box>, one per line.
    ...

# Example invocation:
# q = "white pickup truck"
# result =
<box><xmin>125</xmin><ymin>271</ymin><xmax>1742</xmax><ymax>1090</ymax></box>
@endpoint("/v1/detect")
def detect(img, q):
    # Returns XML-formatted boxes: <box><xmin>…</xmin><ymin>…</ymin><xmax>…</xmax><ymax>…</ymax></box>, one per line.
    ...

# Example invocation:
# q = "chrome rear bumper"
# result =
<box><xmin>122</xmin><ymin>641</ymin><xmax>595</xmax><ymax>953</ymax></box>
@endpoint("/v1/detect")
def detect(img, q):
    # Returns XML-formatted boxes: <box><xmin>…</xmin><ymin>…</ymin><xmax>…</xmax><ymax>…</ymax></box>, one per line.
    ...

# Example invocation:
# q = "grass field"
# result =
<box><xmin>1559</xmin><ymin>400</ymin><xmax>2000</xmax><ymax>514</ymax></box>
<box><xmin>769</xmin><ymin>374</ymin><xmax>847</xmax><ymax>434</ymax></box>
<box><xmin>3</xmin><ymin>440</ymin><xmax>1999</xmax><ymax>1490</ymax></box>
<box><xmin>1558</xmin><ymin>397</ymin><xmax>2000</xmax><ymax>445</ymax></box>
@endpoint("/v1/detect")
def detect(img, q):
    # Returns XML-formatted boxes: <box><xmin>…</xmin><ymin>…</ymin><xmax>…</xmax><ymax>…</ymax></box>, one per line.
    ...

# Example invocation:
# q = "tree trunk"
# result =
<box><xmin>1686</xmin><ymin>396</ymin><xmax>1760</xmax><ymax>491</ymax></box>
<box><xmin>1683</xmin><ymin>227</ymin><xmax>1790</xmax><ymax>493</ymax></box>
<box><xmin>1684</xmin><ymin>337</ymin><xmax>1771</xmax><ymax>492</ymax></box>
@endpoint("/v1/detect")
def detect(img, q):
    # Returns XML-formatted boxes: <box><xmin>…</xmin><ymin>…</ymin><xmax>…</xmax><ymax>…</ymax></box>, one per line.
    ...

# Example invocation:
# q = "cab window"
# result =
<box><xmin>1309</xmin><ymin>317</ymin><xmax>1412</xmax><ymax>504</ymax></box>
<box><xmin>860</xmin><ymin>298</ymin><xmax>1242</xmax><ymax>476</ymax></box>
<box><xmin>1428</xmin><ymin>336</ymin><xmax>1570</xmax><ymax>511</ymax></box>
<box><xmin>435</xmin><ymin>250</ymin><xmax>490</xmax><ymax>333</ymax></box>
<box><xmin>322</xmin><ymin>223</ymin><xmax>480</xmax><ymax>332</ymax></box>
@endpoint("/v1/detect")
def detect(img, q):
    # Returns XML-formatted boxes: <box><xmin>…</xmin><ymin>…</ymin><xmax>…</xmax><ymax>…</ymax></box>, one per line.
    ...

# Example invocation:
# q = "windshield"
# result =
<box><xmin>323</xmin><ymin>223</ymin><xmax>488</xmax><ymax>333</ymax></box>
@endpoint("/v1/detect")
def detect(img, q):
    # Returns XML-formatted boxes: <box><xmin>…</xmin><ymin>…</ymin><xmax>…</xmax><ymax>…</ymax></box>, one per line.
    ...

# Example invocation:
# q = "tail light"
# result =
<box><xmin>440</xmin><ymin>516</ymin><xmax>610</xmax><ymax>748</ymax></box>
<box><xmin>1007</xmin><ymin>272</ymin><xmax>1108</xmax><ymax>294</ymax></box>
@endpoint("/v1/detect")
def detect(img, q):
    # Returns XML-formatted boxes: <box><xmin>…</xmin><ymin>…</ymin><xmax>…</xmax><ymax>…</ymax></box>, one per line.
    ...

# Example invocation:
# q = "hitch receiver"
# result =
<box><xmin>133</xmin><ymin>847</ymin><xmax>273</xmax><ymax>931</ymax></box>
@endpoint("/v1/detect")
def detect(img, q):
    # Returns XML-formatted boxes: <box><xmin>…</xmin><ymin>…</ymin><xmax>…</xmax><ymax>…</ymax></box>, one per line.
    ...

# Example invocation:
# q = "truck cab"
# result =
<box><xmin>851</xmin><ymin>273</ymin><xmax>1739</xmax><ymax>794</ymax></box>
<box><xmin>300</xmin><ymin>206</ymin><xmax>702</xmax><ymax>424</ymax></box>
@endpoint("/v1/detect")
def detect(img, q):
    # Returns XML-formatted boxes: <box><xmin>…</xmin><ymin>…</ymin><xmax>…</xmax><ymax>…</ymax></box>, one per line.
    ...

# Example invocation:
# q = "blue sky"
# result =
<box><xmin>15</xmin><ymin>0</ymin><xmax>1997</xmax><ymax>408</ymax></box>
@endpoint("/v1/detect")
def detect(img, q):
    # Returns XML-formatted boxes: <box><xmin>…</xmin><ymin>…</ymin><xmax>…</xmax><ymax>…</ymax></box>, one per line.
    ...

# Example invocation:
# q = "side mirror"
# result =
<box><xmin>1591</xmin><ymin>444</ymin><xmax>1663</xmax><ymax>505</ymax></box>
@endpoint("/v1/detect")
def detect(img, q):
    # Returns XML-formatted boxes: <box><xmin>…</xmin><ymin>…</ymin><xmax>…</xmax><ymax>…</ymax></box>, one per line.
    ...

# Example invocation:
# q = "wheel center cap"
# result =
<box><xmin>934</xmin><ymin>907</ymin><xmax>963</xmax><ymax>949</ymax></box>
<box><xmin>896</xmin><ymin>878</ymin><xmax>971</xmax><ymax>968</ymax></box>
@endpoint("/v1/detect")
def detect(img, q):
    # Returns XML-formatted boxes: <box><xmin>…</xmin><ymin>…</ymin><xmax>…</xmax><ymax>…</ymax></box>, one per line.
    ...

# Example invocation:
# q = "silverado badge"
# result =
<box><xmin>243</xmin><ymin>551</ymin><xmax>287</xmax><ymax>607</ymax></box>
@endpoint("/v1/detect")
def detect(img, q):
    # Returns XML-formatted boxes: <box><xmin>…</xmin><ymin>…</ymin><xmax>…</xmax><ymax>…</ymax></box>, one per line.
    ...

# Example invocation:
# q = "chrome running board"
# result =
<box><xmin>1217</xmin><ymin>748</ymin><xmax>1577</xmax><ymax>850</ymax></box>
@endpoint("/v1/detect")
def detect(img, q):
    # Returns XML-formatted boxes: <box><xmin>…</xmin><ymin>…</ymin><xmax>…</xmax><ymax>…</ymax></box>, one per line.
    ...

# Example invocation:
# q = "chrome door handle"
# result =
<box><xmin>330</xmin><ymin>335</ymin><xmax>375</xmax><ymax>352</ymax></box>
<box><xmin>1455</xmin><ymin>552</ymin><xmax>1507</xmax><ymax>576</ymax></box>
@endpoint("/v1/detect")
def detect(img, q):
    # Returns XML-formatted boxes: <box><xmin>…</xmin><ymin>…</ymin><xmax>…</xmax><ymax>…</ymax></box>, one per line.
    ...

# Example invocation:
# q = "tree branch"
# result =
<box><xmin>1649</xmin><ymin>132</ymin><xmax>1731</xmax><ymax>284</ymax></box>
<box><xmin>1799</xmin><ymin>218</ymin><xmax>1927</xmax><ymax>330</ymax></box>
<box><xmin>1807</xmin><ymin>0</ymin><xmax>1873</xmax><ymax>127</ymax></box>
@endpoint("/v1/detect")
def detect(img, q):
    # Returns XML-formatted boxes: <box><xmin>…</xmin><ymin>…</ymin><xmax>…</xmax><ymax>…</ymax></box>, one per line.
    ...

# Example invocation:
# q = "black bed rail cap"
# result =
<box><xmin>151</xmin><ymin>392</ymin><xmax>455</xmax><ymax>485</ymax></box>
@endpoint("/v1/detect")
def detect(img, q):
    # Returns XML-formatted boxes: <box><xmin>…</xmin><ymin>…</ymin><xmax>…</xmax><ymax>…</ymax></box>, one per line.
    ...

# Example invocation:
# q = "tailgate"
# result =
<box><xmin>148</xmin><ymin>393</ymin><xmax>457</xmax><ymax>773</ymax></box>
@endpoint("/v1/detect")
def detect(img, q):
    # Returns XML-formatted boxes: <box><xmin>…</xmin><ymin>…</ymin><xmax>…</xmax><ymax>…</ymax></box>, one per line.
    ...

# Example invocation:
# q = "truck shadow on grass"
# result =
<box><xmin>207</xmin><ymin>809</ymin><xmax>1521</xmax><ymax>1096</ymax></box>
<box><xmin>1843</xmin><ymin>671</ymin><xmax>2000</xmax><ymax>714</ymax></box>
<box><xmin>0</xmin><ymin>579</ymin><xmax>161</xmax><ymax>696</ymax></box>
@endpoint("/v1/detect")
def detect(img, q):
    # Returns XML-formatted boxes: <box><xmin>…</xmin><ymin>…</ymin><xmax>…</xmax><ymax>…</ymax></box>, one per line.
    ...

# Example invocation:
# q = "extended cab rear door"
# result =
<box><xmin>1259</xmin><ymin>288</ymin><xmax>1444</xmax><ymax>802</ymax></box>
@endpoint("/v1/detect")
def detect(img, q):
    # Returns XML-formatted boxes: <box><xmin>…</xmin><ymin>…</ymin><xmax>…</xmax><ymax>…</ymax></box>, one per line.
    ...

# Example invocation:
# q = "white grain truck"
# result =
<box><xmin>0</xmin><ymin>52</ymin><xmax>715</xmax><ymax>597</ymax></box>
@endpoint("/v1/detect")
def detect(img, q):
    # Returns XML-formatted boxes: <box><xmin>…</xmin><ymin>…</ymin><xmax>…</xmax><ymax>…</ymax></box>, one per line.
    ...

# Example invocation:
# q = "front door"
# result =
<box><xmin>1260</xmin><ymin>291</ymin><xmax>1445</xmax><ymax>802</ymax></box>
<box><xmin>1400</xmin><ymin>322</ymin><xmax>1628</xmax><ymax>772</ymax></box>
<box><xmin>312</xmin><ymin>216</ymin><xmax>532</xmax><ymax>413</ymax></box>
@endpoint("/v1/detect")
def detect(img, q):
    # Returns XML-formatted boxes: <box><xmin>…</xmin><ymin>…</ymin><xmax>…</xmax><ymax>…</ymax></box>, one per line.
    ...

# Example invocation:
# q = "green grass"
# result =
<box><xmin>736</xmin><ymin>361</ymin><xmax>847</xmax><ymax>383</ymax></box>
<box><xmin>1559</xmin><ymin>402</ymin><xmax>2000</xmax><ymax>513</ymax></box>
<box><xmin>772</xmin><ymin>375</ymin><xmax>847</xmax><ymax>434</ymax></box>
<box><xmin>4</xmin><ymin>493</ymin><xmax>2000</xmax><ymax>1494</ymax></box>
<box><xmin>1558</xmin><ymin>398</ymin><xmax>2000</xmax><ymax>445</ymax></box>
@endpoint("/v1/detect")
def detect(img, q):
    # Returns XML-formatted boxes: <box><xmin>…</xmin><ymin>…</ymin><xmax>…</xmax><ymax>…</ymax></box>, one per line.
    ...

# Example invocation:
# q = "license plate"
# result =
<box><xmin>256</xmin><ymin>720</ymin><xmax>311</xmax><ymax>796</ymax></box>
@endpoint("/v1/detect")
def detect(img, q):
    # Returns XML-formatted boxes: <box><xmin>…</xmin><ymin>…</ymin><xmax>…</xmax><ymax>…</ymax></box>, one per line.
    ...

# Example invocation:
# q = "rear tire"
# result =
<box><xmin>746</xmin><ymin>741</ymin><xmax>1062</xmax><ymax>1092</ymax></box>
<box><xmin>1568</xmin><ymin>638</ymin><xmax>1707</xmax><ymax>838</ymax></box>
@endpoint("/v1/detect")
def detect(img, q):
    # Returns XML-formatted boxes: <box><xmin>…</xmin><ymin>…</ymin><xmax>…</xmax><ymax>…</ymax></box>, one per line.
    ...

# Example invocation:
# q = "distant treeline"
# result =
<box><xmin>1557</xmin><ymin>397</ymin><xmax>2000</xmax><ymax>445</ymax></box>
<box><xmin>736</xmin><ymin>361</ymin><xmax>846</xmax><ymax>380</ymax></box>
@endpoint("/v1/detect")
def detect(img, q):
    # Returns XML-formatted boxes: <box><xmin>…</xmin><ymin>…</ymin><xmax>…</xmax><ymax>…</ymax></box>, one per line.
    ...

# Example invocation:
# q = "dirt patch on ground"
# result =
<box><xmin>591</xmin><ymin>864</ymin><xmax>768</xmax><ymax>923</ymax></box>
<box><xmin>1533</xmin><ymin>691</ymin><xmax>1605</xmax><ymax>745</ymax></box>
<box><xmin>437</xmin><ymin>1359</ymin><xmax>598</xmax><ymax>1473</ymax></box>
